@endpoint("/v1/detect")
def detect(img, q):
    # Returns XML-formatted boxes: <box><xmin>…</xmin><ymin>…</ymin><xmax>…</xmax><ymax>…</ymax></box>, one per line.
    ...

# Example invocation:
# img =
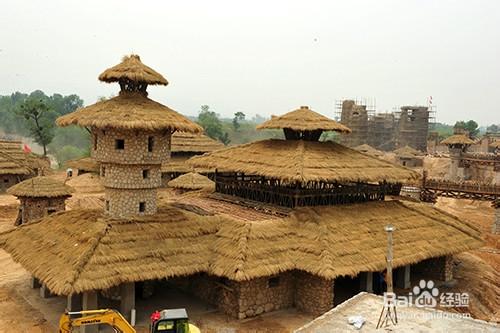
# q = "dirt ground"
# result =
<box><xmin>0</xmin><ymin>171</ymin><xmax>498</xmax><ymax>331</ymax></box>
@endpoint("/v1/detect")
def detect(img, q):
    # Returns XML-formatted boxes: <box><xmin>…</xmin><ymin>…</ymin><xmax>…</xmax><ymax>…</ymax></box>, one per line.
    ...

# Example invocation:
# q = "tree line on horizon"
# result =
<box><xmin>0</xmin><ymin>91</ymin><xmax>498</xmax><ymax>167</ymax></box>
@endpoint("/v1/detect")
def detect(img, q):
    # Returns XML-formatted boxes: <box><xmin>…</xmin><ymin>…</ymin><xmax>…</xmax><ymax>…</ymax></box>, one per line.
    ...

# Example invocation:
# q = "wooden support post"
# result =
<box><xmin>30</xmin><ymin>276</ymin><xmax>41</xmax><ymax>289</ymax></box>
<box><xmin>67</xmin><ymin>293</ymin><xmax>82</xmax><ymax>312</ymax></box>
<box><xmin>359</xmin><ymin>272</ymin><xmax>373</xmax><ymax>293</ymax></box>
<box><xmin>82</xmin><ymin>291</ymin><xmax>98</xmax><ymax>333</ymax></box>
<box><xmin>120</xmin><ymin>282</ymin><xmax>135</xmax><ymax>323</ymax></box>
<box><xmin>395</xmin><ymin>265</ymin><xmax>411</xmax><ymax>289</ymax></box>
<box><xmin>39</xmin><ymin>284</ymin><xmax>52</xmax><ymax>298</ymax></box>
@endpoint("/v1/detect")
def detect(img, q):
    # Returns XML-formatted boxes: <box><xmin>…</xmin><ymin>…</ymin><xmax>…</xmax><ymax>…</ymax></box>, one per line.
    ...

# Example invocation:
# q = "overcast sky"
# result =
<box><xmin>1</xmin><ymin>0</ymin><xmax>499</xmax><ymax>125</ymax></box>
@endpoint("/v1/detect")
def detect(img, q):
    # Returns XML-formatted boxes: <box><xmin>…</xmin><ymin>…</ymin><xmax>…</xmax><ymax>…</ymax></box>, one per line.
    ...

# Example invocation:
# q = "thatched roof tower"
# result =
<box><xmin>441</xmin><ymin>134</ymin><xmax>474</xmax><ymax>148</ymax></box>
<box><xmin>56</xmin><ymin>55</ymin><xmax>202</xmax><ymax>218</ymax></box>
<box><xmin>7</xmin><ymin>176</ymin><xmax>73</xmax><ymax>225</ymax></box>
<box><xmin>257</xmin><ymin>106</ymin><xmax>351</xmax><ymax>140</ymax></box>
<box><xmin>191</xmin><ymin>106</ymin><xmax>419</xmax><ymax>207</ymax></box>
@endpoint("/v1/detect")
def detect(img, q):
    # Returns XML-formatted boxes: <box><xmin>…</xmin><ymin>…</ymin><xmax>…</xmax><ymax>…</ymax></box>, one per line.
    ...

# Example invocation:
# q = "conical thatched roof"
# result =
<box><xmin>56</xmin><ymin>55</ymin><xmax>202</xmax><ymax>133</ymax></box>
<box><xmin>0</xmin><ymin>200</ymin><xmax>481</xmax><ymax>294</ymax></box>
<box><xmin>257</xmin><ymin>106</ymin><xmax>351</xmax><ymax>133</ymax></box>
<box><xmin>7</xmin><ymin>176</ymin><xmax>73</xmax><ymax>198</ymax></box>
<box><xmin>393</xmin><ymin>145</ymin><xmax>424</xmax><ymax>158</ymax></box>
<box><xmin>168</xmin><ymin>172</ymin><xmax>215</xmax><ymax>190</ymax></box>
<box><xmin>56</xmin><ymin>92</ymin><xmax>202</xmax><ymax>132</ymax></box>
<box><xmin>440</xmin><ymin>134</ymin><xmax>475</xmax><ymax>145</ymax></box>
<box><xmin>98</xmin><ymin>55</ymin><xmax>168</xmax><ymax>85</ymax></box>
<box><xmin>171</xmin><ymin>132</ymin><xmax>225</xmax><ymax>153</ymax></box>
<box><xmin>65</xmin><ymin>157</ymin><xmax>99</xmax><ymax>173</ymax></box>
<box><xmin>354</xmin><ymin>144</ymin><xmax>384</xmax><ymax>157</ymax></box>
<box><xmin>189</xmin><ymin>139</ymin><xmax>419</xmax><ymax>183</ymax></box>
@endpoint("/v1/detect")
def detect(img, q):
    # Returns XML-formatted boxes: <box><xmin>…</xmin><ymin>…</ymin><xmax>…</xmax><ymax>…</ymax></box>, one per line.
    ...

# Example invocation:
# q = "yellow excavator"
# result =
<box><xmin>59</xmin><ymin>308</ymin><xmax>201</xmax><ymax>333</ymax></box>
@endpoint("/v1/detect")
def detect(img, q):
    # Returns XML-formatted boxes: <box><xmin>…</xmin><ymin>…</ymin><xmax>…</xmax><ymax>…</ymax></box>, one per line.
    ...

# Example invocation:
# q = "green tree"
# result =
<box><xmin>232</xmin><ymin>111</ymin><xmax>246</xmax><ymax>131</ymax></box>
<box><xmin>486</xmin><ymin>124</ymin><xmax>499</xmax><ymax>133</ymax></box>
<box><xmin>454</xmin><ymin>120</ymin><xmax>479</xmax><ymax>138</ymax></box>
<box><xmin>197</xmin><ymin>105</ymin><xmax>230</xmax><ymax>145</ymax></box>
<box><xmin>17</xmin><ymin>98</ymin><xmax>56</xmax><ymax>156</ymax></box>
<box><xmin>53</xmin><ymin>145</ymin><xmax>87</xmax><ymax>167</ymax></box>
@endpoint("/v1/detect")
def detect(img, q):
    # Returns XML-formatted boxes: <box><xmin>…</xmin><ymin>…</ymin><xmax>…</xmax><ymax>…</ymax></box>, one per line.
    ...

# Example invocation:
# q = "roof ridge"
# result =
<box><xmin>395</xmin><ymin>201</ymin><xmax>482</xmax><ymax>240</ymax></box>
<box><xmin>64</xmin><ymin>220</ymin><xmax>111</xmax><ymax>294</ymax></box>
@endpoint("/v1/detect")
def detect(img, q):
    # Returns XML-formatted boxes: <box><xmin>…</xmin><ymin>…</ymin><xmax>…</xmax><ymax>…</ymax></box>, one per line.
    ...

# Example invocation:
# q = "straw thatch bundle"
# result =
<box><xmin>168</xmin><ymin>172</ymin><xmax>215</xmax><ymax>190</ymax></box>
<box><xmin>56</xmin><ymin>92</ymin><xmax>202</xmax><ymax>132</ymax></box>
<box><xmin>441</xmin><ymin>134</ymin><xmax>475</xmax><ymax>145</ymax></box>
<box><xmin>256</xmin><ymin>106</ymin><xmax>351</xmax><ymax>133</ymax></box>
<box><xmin>211</xmin><ymin>200</ymin><xmax>482</xmax><ymax>281</ymax></box>
<box><xmin>393</xmin><ymin>145</ymin><xmax>424</xmax><ymax>159</ymax></box>
<box><xmin>189</xmin><ymin>139</ymin><xmax>419</xmax><ymax>183</ymax></box>
<box><xmin>0</xmin><ymin>200</ymin><xmax>481</xmax><ymax>294</ymax></box>
<box><xmin>0</xmin><ymin>151</ymin><xmax>30</xmax><ymax>175</ymax></box>
<box><xmin>65</xmin><ymin>157</ymin><xmax>99</xmax><ymax>173</ymax></box>
<box><xmin>490</xmin><ymin>140</ymin><xmax>500</xmax><ymax>148</ymax></box>
<box><xmin>171</xmin><ymin>132</ymin><xmax>225</xmax><ymax>153</ymax></box>
<box><xmin>98</xmin><ymin>55</ymin><xmax>168</xmax><ymax>85</ymax></box>
<box><xmin>7</xmin><ymin>176</ymin><xmax>73</xmax><ymax>198</ymax></box>
<box><xmin>354</xmin><ymin>144</ymin><xmax>384</xmax><ymax>158</ymax></box>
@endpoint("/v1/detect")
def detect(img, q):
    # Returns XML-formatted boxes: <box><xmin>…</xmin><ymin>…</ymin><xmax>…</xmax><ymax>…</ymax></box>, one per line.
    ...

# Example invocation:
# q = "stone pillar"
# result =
<box><xmin>395</xmin><ymin>265</ymin><xmax>411</xmax><ymax>289</ymax></box>
<box><xmin>82</xmin><ymin>291</ymin><xmax>98</xmax><ymax>333</ymax></box>
<box><xmin>120</xmin><ymin>282</ymin><xmax>135</xmax><ymax>323</ymax></box>
<box><xmin>295</xmin><ymin>271</ymin><xmax>334</xmax><ymax>316</ymax></box>
<box><xmin>30</xmin><ymin>276</ymin><xmax>41</xmax><ymax>289</ymax></box>
<box><xmin>359</xmin><ymin>272</ymin><xmax>373</xmax><ymax>293</ymax></box>
<box><xmin>39</xmin><ymin>284</ymin><xmax>53</xmax><ymax>298</ymax></box>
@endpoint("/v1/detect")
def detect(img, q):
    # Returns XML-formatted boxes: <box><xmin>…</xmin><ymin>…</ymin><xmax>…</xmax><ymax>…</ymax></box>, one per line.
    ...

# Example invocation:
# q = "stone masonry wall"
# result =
<box><xmin>295</xmin><ymin>271</ymin><xmax>334</xmax><ymax>316</ymax></box>
<box><xmin>100</xmin><ymin>164</ymin><xmax>161</xmax><ymax>189</ymax></box>
<box><xmin>92</xmin><ymin>128</ymin><xmax>171</xmax><ymax>165</ymax></box>
<box><xmin>104</xmin><ymin>188</ymin><xmax>157</xmax><ymax>217</ymax></box>
<box><xmin>237</xmin><ymin>272</ymin><xmax>295</xmax><ymax>319</ymax></box>
<box><xmin>411</xmin><ymin>255</ymin><xmax>453</xmax><ymax>282</ymax></box>
<box><xmin>20</xmin><ymin>196</ymin><xmax>66</xmax><ymax>224</ymax></box>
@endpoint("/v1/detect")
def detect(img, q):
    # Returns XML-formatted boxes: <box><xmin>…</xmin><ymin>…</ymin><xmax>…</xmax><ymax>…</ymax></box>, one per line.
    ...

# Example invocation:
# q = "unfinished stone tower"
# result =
<box><xmin>57</xmin><ymin>55</ymin><xmax>202</xmax><ymax>218</ymax></box>
<box><xmin>340</xmin><ymin>100</ymin><xmax>368</xmax><ymax>147</ymax></box>
<box><xmin>7</xmin><ymin>176</ymin><xmax>73</xmax><ymax>225</ymax></box>
<box><xmin>396</xmin><ymin>106</ymin><xmax>429</xmax><ymax>151</ymax></box>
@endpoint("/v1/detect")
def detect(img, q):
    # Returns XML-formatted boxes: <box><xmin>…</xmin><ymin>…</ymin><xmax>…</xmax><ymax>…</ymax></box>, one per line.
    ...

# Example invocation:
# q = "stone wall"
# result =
<box><xmin>19</xmin><ymin>196</ymin><xmax>66</xmax><ymax>224</ymax></box>
<box><xmin>295</xmin><ymin>271</ymin><xmax>334</xmax><ymax>316</ymax></box>
<box><xmin>92</xmin><ymin>128</ymin><xmax>171</xmax><ymax>165</ymax></box>
<box><xmin>100</xmin><ymin>164</ymin><xmax>161</xmax><ymax>189</ymax></box>
<box><xmin>411</xmin><ymin>255</ymin><xmax>453</xmax><ymax>282</ymax></box>
<box><xmin>104</xmin><ymin>188</ymin><xmax>157</xmax><ymax>217</ymax></box>
<box><xmin>237</xmin><ymin>273</ymin><xmax>295</xmax><ymax>319</ymax></box>
<box><xmin>0</xmin><ymin>174</ymin><xmax>20</xmax><ymax>192</ymax></box>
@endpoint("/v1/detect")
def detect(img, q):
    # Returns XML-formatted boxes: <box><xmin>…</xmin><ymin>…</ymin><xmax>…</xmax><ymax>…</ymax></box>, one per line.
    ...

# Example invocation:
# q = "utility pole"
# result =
<box><xmin>376</xmin><ymin>224</ymin><xmax>398</xmax><ymax>329</ymax></box>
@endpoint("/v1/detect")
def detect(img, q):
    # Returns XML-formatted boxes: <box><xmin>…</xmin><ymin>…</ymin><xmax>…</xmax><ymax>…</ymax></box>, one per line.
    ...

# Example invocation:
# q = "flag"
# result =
<box><xmin>23</xmin><ymin>144</ymin><xmax>31</xmax><ymax>153</ymax></box>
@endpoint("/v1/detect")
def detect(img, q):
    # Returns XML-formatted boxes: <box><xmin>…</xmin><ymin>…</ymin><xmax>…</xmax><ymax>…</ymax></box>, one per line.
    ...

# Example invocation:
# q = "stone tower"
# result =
<box><xmin>440</xmin><ymin>133</ymin><xmax>474</xmax><ymax>181</ymax></box>
<box><xmin>7</xmin><ymin>176</ymin><xmax>73</xmax><ymax>225</ymax></box>
<box><xmin>396</xmin><ymin>106</ymin><xmax>429</xmax><ymax>152</ymax></box>
<box><xmin>57</xmin><ymin>55</ymin><xmax>202</xmax><ymax>218</ymax></box>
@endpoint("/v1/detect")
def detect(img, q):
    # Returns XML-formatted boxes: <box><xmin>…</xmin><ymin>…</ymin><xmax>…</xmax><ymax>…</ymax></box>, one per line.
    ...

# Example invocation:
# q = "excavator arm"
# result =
<box><xmin>59</xmin><ymin>309</ymin><xmax>136</xmax><ymax>333</ymax></box>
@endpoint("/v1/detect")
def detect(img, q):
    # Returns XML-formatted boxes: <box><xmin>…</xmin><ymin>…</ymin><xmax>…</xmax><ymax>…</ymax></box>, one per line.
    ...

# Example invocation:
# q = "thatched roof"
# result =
<box><xmin>441</xmin><ymin>134</ymin><xmax>475</xmax><ymax>145</ymax></box>
<box><xmin>393</xmin><ymin>145</ymin><xmax>424</xmax><ymax>159</ymax></box>
<box><xmin>0</xmin><ymin>151</ymin><xmax>30</xmax><ymax>175</ymax></box>
<box><xmin>65</xmin><ymin>157</ymin><xmax>99</xmax><ymax>173</ymax></box>
<box><xmin>7</xmin><ymin>176</ymin><xmax>74</xmax><ymax>198</ymax></box>
<box><xmin>160</xmin><ymin>156</ymin><xmax>214</xmax><ymax>174</ymax></box>
<box><xmin>189</xmin><ymin>139</ymin><xmax>419</xmax><ymax>183</ymax></box>
<box><xmin>98</xmin><ymin>55</ymin><xmax>168</xmax><ymax>85</ymax></box>
<box><xmin>171</xmin><ymin>132</ymin><xmax>225</xmax><ymax>153</ymax></box>
<box><xmin>354</xmin><ymin>144</ymin><xmax>384</xmax><ymax>157</ymax></box>
<box><xmin>0</xmin><ymin>200</ymin><xmax>481</xmax><ymax>294</ymax></box>
<box><xmin>489</xmin><ymin>140</ymin><xmax>500</xmax><ymax>148</ymax></box>
<box><xmin>56</xmin><ymin>92</ymin><xmax>202</xmax><ymax>133</ymax></box>
<box><xmin>256</xmin><ymin>106</ymin><xmax>351</xmax><ymax>133</ymax></box>
<box><xmin>168</xmin><ymin>172</ymin><xmax>215</xmax><ymax>190</ymax></box>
